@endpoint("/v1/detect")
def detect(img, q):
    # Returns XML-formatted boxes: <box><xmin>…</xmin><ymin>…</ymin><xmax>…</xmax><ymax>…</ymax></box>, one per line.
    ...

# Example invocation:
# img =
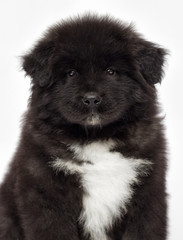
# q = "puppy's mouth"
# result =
<box><xmin>85</xmin><ymin>112</ymin><xmax>101</xmax><ymax>126</ymax></box>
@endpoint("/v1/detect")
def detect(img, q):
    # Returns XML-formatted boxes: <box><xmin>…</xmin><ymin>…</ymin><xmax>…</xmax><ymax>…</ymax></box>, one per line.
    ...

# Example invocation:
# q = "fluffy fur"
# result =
<box><xmin>52</xmin><ymin>140</ymin><xmax>152</xmax><ymax>240</ymax></box>
<box><xmin>0</xmin><ymin>15</ymin><xmax>168</xmax><ymax>240</ymax></box>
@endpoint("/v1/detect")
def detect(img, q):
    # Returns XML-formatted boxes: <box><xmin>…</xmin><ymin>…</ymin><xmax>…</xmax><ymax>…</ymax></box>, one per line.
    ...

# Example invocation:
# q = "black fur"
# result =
<box><xmin>0</xmin><ymin>15</ymin><xmax>168</xmax><ymax>240</ymax></box>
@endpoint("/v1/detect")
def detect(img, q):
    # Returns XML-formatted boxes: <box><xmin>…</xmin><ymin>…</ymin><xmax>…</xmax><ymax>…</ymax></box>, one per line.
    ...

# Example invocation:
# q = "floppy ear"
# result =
<box><xmin>136</xmin><ymin>41</ymin><xmax>167</xmax><ymax>85</ymax></box>
<box><xmin>22</xmin><ymin>40</ymin><xmax>54</xmax><ymax>87</ymax></box>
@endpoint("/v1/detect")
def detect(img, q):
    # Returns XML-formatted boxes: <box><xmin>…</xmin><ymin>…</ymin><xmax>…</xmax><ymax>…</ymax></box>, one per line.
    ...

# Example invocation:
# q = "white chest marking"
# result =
<box><xmin>52</xmin><ymin>140</ymin><xmax>151</xmax><ymax>240</ymax></box>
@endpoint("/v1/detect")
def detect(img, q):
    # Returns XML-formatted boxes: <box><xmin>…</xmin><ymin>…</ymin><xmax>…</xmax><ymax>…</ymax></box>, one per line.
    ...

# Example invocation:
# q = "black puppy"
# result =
<box><xmin>0</xmin><ymin>15</ymin><xmax>168</xmax><ymax>240</ymax></box>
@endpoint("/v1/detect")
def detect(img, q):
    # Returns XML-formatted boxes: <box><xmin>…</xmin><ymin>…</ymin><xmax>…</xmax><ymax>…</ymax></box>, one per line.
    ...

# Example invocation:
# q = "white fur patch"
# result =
<box><xmin>52</xmin><ymin>139</ymin><xmax>151</xmax><ymax>240</ymax></box>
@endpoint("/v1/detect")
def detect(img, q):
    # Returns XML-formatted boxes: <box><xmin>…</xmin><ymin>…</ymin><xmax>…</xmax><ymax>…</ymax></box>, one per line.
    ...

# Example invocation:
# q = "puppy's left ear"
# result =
<box><xmin>22</xmin><ymin>40</ymin><xmax>55</xmax><ymax>87</ymax></box>
<box><xmin>136</xmin><ymin>41</ymin><xmax>167</xmax><ymax>85</ymax></box>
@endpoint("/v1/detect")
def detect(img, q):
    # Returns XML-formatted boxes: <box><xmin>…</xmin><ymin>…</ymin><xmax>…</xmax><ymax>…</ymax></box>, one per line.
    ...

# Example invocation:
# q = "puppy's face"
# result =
<box><xmin>23</xmin><ymin>16</ymin><xmax>166</xmax><ymax>128</ymax></box>
<box><xmin>50</xmin><ymin>40</ymin><xmax>142</xmax><ymax>127</ymax></box>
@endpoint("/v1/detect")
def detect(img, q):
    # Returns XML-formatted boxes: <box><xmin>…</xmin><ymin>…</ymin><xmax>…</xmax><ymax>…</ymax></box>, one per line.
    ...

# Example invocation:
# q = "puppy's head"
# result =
<box><xmin>22</xmin><ymin>15</ymin><xmax>167</xmax><ymax>128</ymax></box>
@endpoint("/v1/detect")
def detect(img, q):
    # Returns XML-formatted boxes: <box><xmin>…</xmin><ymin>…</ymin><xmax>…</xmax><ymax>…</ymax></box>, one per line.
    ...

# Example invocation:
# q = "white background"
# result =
<box><xmin>0</xmin><ymin>0</ymin><xmax>182</xmax><ymax>239</ymax></box>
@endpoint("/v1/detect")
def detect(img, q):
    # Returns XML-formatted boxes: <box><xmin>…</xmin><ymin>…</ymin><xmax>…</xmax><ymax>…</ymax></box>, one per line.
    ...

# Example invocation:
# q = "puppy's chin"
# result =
<box><xmin>77</xmin><ymin>111</ymin><xmax>122</xmax><ymax>128</ymax></box>
<box><xmin>82</xmin><ymin>112</ymin><xmax>119</xmax><ymax>128</ymax></box>
<box><xmin>85</xmin><ymin>114</ymin><xmax>101</xmax><ymax>126</ymax></box>
<box><xmin>62</xmin><ymin>109</ymin><xmax>123</xmax><ymax>128</ymax></box>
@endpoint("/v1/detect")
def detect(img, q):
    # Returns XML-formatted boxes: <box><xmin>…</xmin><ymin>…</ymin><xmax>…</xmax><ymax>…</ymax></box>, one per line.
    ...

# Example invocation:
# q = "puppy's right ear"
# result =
<box><xmin>22</xmin><ymin>40</ymin><xmax>54</xmax><ymax>87</ymax></box>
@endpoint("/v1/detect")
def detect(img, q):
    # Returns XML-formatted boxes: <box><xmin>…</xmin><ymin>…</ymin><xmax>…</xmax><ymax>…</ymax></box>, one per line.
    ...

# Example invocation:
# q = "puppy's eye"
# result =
<box><xmin>67</xmin><ymin>70</ymin><xmax>77</xmax><ymax>77</ymax></box>
<box><xmin>106</xmin><ymin>68</ymin><xmax>116</xmax><ymax>76</ymax></box>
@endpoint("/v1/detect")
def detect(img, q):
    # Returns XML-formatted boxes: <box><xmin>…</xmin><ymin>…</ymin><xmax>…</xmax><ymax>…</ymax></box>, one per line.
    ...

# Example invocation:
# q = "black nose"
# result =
<box><xmin>82</xmin><ymin>92</ymin><xmax>102</xmax><ymax>107</ymax></box>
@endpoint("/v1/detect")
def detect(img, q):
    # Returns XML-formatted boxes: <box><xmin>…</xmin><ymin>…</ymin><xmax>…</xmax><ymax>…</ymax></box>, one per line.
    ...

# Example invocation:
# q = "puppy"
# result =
<box><xmin>0</xmin><ymin>15</ymin><xmax>168</xmax><ymax>240</ymax></box>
